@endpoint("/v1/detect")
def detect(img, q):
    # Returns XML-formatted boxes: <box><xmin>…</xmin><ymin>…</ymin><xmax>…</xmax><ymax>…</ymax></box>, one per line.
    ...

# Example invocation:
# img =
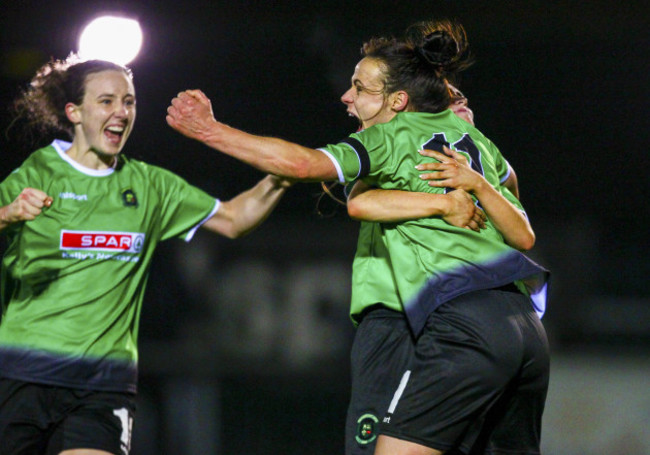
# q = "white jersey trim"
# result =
<box><xmin>500</xmin><ymin>160</ymin><xmax>512</xmax><ymax>184</ymax></box>
<box><xmin>317</xmin><ymin>148</ymin><xmax>345</xmax><ymax>183</ymax></box>
<box><xmin>52</xmin><ymin>140</ymin><xmax>117</xmax><ymax>177</ymax></box>
<box><xmin>184</xmin><ymin>199</ymin><xmax>221</xmax><ymax>242</ymax></box>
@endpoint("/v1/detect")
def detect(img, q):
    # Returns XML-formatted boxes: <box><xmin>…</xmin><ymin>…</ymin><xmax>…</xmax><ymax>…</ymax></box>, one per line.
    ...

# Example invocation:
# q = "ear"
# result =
<box><xmin>65</xmin><ymin>102</ymin><xmax>81</xmax><ymax>124</ymax></box>
<box><xmin>390</xmin><ymin>91</ymin><xmax>409</xmax><ymax>112</ymax></box>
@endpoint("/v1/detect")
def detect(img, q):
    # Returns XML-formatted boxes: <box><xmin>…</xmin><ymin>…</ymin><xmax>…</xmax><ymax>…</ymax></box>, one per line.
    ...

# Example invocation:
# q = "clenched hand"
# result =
<box><xmin>166</xmin><ymin>90</ymin><xmax>218</xmax><ymax>142</ymax></box>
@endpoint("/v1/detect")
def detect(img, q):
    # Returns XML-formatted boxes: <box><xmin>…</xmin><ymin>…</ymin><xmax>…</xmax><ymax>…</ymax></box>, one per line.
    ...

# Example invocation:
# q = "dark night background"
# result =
<box><xmin>1</xmin><ymin>1</ymin><xmax>649</xmax><ymax>454</ymax></box>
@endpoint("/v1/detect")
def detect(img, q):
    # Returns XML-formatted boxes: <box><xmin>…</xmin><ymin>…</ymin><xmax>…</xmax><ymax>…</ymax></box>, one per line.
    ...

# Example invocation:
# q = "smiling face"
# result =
<box><xmin>66</xmin><ymin>69</ymin><xmax>136</xmax><ymax>169</ymax></box>
<box><xmin>340</xmin><ymin>57</ymin><xmax>400</xmax><ymax>130</ymax></box>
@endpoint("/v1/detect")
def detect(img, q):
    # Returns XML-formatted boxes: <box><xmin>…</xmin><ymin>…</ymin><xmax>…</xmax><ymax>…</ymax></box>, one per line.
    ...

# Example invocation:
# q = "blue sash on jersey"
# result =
<box><xmin>404</xmin><ymin>251</ymin><xmax>549</xmax><ymax>337</ymax></box>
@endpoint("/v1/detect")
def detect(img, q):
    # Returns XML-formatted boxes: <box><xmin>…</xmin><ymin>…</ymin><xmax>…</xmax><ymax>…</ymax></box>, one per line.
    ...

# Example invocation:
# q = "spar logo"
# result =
<box><xmin>60</xmin><ymin>230</ymin><xmax>145</xmax><ymax>253</ymax></box>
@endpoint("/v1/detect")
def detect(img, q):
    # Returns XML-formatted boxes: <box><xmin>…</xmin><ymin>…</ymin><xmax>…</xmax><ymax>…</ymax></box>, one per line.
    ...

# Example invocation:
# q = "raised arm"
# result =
<box><xmin>166</xmin><ymin>90</ymin><xmax>337</xmax><ymax>182</ymax></box>
<box><xmin>418</xmin><ymin>147</ymin><xmax>535</xmax><ymax>250</ymax></box>
<box><xmin>201</xmin><ymin>175</ymin><xmax>292</xmax><ymax>239</ymax></box>
<box><xmin>347</xmin><ymin>181</ymin><xmax>486</xmax><ymax>231</ymax></box>
<box><xmin>0</xmin><ymin>188</ymin><xmax>52</xmax><ymax>233</ymax></box>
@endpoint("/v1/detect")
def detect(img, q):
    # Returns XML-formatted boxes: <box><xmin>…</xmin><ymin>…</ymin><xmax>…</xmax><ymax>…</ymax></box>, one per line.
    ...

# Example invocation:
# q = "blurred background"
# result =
<box><xmin>1</xmin><ymin>1</ymin><xmax>649</xmax><ymax>453</ymax></box>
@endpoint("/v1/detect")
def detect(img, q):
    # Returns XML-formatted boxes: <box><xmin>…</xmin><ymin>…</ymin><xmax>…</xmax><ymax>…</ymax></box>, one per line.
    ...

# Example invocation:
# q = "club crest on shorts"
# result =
<box><xmin>355</xmin><ymin>413</ymin><xmax>379</xmax><ymax>445</ymax></box>
<box><xmin>121</xmin><ymin>189</ymin><xmax>138</xmax><ymax>207</ymax></box>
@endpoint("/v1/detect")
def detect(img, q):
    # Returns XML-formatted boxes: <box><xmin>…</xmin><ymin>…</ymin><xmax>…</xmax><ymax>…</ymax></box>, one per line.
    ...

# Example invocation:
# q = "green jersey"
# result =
<box><xmin>320</xmin><ymin>110</ymin><xmax>548</xmax><ymax>336</ymax></box>
<box><xmin>0</xmin><ymin>140</ymin><xmax>219</xmax><ymax>392</ymax></box>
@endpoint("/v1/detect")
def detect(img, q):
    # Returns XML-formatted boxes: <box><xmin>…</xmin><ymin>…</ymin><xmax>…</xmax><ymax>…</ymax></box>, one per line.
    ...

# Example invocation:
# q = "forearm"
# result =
<box><xmin>202</xmin><ymin>175</ymin><xmax>289</xmax><ymax>238</ymax></box>
<box><xmin>168</xmin><ymin>90</ymin><xmax>339</xmax><ymax>181</ymax></box>
<box><xmin>473</xmin><ymin>180</ymin><xmax>535</xmax><ymax>250</ymax></box>
<box><xmin>348</xmin><ymin>188</ymin><xmax>449</xmax><ymax>222</ymax></box>
<box><xmin>196</xmin><ymin>122</ymin><xmax>337</xmax><ymax>182</ymax></box>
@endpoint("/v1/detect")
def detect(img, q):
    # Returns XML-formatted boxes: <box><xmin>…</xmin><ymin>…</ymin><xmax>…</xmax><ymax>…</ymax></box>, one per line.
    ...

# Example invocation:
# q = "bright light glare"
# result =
<box><xmin>78</xmin><ymin>16</ymin><xmax>143</xmax><ymax>65</ymax></box>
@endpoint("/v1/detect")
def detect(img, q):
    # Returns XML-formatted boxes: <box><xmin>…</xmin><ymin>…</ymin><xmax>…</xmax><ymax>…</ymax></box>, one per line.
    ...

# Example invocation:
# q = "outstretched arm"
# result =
<box><xmin>0</xmin><ymin>188</ymin><xmax>52</xmax><ymax>233</ymax></box>
<box><xmin>202</xmin><ymin>175</ymin><xmax>292</xmax><ymax>239</ymax></box>
<box><xmin>347</xmin><ymin>181</ymin><xmax>486</xmax><ymax>231</ymax></box>
<box><xmin>418</xmin><ymin>147</ymin><xmax>535</xmax><ymax>250</ymax></box>
<box><xmin>166</xmin><ymin>90</ymin><xmax>337</xmax><ymax>181</ymax></box>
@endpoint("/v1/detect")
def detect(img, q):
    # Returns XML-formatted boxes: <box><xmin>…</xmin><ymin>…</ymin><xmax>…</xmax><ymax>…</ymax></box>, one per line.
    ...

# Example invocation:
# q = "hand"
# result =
<box><xmin>443</xmin><ymin>189</ymin><xmax>486</xmax><ymax>232</ymax></box>
<box><xmin>1</xmin><ymin>188</ymin><xmax>52</xmax><ymax>224</ymax></box>
<box><xmin>166</xmin><ymin>90</ymin><xmax>218</xmax><ymax>142</ymax></box>
<box><xmin>416</xmin><ymin>146</ymin><xmax>483</xmax><ymax>193</ymax></box>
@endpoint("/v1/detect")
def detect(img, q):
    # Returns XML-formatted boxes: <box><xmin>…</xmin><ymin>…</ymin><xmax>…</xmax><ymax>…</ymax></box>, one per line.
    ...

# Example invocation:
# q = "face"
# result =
<box><xmin>447</xmin><ymin>84</ymin><xmax>474</xmax><ymax>126</ymax></box>
<box><xmin>340</xmin><ymin>58</ymin><xmax>398</xmax><ymax>130</ymax></box>
<box><xmin>70</xmin><ymin>70</ymin><xmax>136</xmax><ymax>164</ymax></box>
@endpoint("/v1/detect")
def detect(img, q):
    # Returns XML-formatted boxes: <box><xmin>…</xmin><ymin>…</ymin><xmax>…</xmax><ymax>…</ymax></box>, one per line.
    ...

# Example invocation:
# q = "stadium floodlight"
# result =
<box><xmin>78</xmin><ymin>16</ymin><xmax>143</xmax><ymax>65</ymax></box>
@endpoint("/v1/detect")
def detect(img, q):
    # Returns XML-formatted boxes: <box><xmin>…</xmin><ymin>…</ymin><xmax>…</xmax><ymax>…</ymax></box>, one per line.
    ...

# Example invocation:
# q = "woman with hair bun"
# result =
<box><xmin>0</xmin><ymin>55</ymin><xmax>291</xmax><ymax>455</ymax></box>
<box><xmin>167</xmin><ymin>19</ymin><xmax>550</xmax><ymax>455</ymax></box>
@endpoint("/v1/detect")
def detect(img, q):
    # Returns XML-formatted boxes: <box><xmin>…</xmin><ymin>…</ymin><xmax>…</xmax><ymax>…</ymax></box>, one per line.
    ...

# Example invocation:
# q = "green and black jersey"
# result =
<box><xmin>319</xmin><ymin>110</ymin><xmax>548</xmax><ymax>336</ymax></box>
<box><xmin>0</xmin><ymin>140</ymin><xmax>219</xmax><ymax>393</ymax></box>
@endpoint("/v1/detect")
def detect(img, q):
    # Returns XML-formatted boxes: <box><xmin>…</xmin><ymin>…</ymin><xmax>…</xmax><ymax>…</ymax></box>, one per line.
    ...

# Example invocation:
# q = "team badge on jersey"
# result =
<box><xmin>121</xmin><ymin>189</ymin><xmax>138</xmax><ymax>207</ymax></box>
<box><xmin>60</xmin><ymin>230</ymin><xmax>145</xmax><ymax>253</ymax></box>
<box><xmin>355</xmin><ymin>413</ymin><xmax>378</xmax><ymax>445</ymax></box>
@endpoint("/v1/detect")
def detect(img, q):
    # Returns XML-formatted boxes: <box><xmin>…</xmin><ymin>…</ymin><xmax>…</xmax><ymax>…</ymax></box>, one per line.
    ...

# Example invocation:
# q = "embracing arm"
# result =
<box><xmin>0</xmin><ymin>188</ymin><xmax>52</xmax><ymax>233</ymax></box>
<box><xmin>347</xmin><ymin>181</ymin><xmax>486</xmax><ymax>231</ymax></box>
<box><xmin>201</xmin><ymin>175</ymin><xmax>292</xmax><ymax>239</ymax></box>
<box><xmin>166</xmin><ymin>90</ymin><xmax>337</xmax><ymax>182</ymax></box>
<box><xmin>419</xmin><ymin>147</ymin><xmax>535</xmax><ymax>251</ymax></box>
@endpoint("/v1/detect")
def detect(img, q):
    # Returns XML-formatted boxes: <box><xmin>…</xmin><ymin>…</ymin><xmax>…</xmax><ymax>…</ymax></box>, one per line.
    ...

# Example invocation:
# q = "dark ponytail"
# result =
<box><xmin>360</xmin><ymin>19</ymin><xmax>473</xmax><ymax>114</ymax></box>
<box><xmin>407</xmin><ymin>20</ymin><xmax>473</xmax><ymax>77</ymax></box>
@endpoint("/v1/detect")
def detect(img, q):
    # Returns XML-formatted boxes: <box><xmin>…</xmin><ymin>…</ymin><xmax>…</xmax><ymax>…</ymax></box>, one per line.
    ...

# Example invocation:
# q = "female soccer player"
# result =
<box><xmin>0</xmin><ymin>56</ymin><xmax>290</xmax><ymax>455</ymax></box>
<box><xmin>341</xmin><ymin>85</ymin><xmax>530</xmax><ymax>455</ymax></box>
<box><xmin>167</xmin><ymin>19</ymin><xmax>549</xmax><ymax>455</ymax></box>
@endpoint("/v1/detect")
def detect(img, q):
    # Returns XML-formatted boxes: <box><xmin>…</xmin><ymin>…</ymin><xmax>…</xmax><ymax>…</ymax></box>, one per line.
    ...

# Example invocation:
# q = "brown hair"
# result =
<box><xmin>11</xmin><ymin>55</ymin><xmax>132</xmax><ymax>140</ymax></box>
<box><xmin>361</xmin><ymin>19</ymin><xmax>473</xmax><ymax>113</ymax></box>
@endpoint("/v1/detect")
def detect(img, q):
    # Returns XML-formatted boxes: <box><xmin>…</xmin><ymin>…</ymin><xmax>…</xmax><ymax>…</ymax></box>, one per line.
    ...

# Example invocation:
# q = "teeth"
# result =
<box><xmin>107</xmin><ymin>126</ymin><xmax>124</xmax><ymax>133</ymax></box>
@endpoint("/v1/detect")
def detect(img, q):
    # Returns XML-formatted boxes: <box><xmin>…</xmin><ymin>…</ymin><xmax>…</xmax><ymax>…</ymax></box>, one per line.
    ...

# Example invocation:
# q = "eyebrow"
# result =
<box><xmin>96</xmin><ymin>93</ymin><xmax>135</xmax><ymax>99</ymax></box>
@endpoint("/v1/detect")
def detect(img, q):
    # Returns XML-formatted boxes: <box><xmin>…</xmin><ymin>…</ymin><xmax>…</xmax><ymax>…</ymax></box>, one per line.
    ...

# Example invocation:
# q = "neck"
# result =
<box><xmin>66</xmin><ymin>142</ymin><xmax>117</xmax><ymax>170</ymax></box>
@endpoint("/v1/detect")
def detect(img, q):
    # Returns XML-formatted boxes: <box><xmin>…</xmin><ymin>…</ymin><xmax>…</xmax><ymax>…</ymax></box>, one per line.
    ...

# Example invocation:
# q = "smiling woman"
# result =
<box><xmin>0</xmin><ymin>54</ymin><xmax>292</xmax><ymax>455</ymax></box>
<box><xmin>63</xmin><ymin>69</ymin><xmax>136</xmax><ymax>169</ymax></box>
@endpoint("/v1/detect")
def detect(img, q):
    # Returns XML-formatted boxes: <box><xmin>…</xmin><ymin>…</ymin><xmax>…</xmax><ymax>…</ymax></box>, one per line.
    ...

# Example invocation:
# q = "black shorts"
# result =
<box><xmin>0</xmin><ymin>378</ymin><xmax>136</xmax><ymax>455</ymax></box>
<box><xmin>379</xmin><ymin>288</ymin><xmax>550</xmax><ymax>454</ymax></box>
<box><xmin>345</xmin><ymin>306</ymin><xmax>415</xmax><ymax>455</ymax></box>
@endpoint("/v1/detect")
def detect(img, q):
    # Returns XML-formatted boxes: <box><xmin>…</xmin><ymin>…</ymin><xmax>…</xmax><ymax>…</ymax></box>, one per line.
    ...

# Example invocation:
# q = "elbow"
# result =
<box><xmin>222</xmin><ymin>229</ymin><xmax>241</xmax><ymax>240</ymax></box>
<box><xmin>289</xmin><ymin>158</ymin><xmax>316</xmax><ymax>181</ymax></box>
<box><xmin>221</xmin><ymin>222</ymin><xmax>252</xmax><ymax>240</ymax></box>
<box><xmin>282</xmin><ymin>149</ymin><xmax>332</xmax><ymax>181</ymax></box>
<box><xmin>346</xmin><ymin>199</ymin><xmax>365</xmax><ymax>221</ymax></box>
<box><xmin>520</xmin><ymin>237</ymin><xmax>536</xmax><ymax>251</ymax></box>
<box><xmin>514</xmin><ymin>231</ymin><xmax>536</xmax><ymax>251</ymax></box>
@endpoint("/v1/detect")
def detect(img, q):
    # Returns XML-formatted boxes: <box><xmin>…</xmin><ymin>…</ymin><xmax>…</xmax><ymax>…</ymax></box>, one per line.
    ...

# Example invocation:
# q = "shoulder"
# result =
<box><xmin>3</xmin><ymin>141</ymin><xmax>62</xmax><ymax>179</ymax></box>
<box><xmin>27</xmin><ymin>140</ymin><xmax>64</xmax><ymax>163</ymax></box>
<box><xmin>119</xmin><ymin>157</ymin><xmax>197</xmax><ymax>194</ymax></box>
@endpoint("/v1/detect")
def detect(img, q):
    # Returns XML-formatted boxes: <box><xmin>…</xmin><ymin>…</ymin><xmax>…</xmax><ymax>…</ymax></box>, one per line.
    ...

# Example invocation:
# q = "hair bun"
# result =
<box><xmin>416</xmin><ymin>30</ymin><xmax>457</xmax><ymax>67</ymax></box>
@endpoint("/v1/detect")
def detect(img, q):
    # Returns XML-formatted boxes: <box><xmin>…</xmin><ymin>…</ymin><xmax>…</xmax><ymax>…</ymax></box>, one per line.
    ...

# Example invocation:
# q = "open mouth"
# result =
<box><xmin>105</xmin><ymin>125</ymin><xmax>125</xmax><ymax>144</ymax></box>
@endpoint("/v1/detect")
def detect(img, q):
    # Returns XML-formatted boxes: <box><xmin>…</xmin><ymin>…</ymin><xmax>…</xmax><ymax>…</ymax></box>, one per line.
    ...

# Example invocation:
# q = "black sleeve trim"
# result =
<box><xmin>339</xmin><ymin>137</ymin><xmax>370</xmax><ymax>179</ymax></box>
